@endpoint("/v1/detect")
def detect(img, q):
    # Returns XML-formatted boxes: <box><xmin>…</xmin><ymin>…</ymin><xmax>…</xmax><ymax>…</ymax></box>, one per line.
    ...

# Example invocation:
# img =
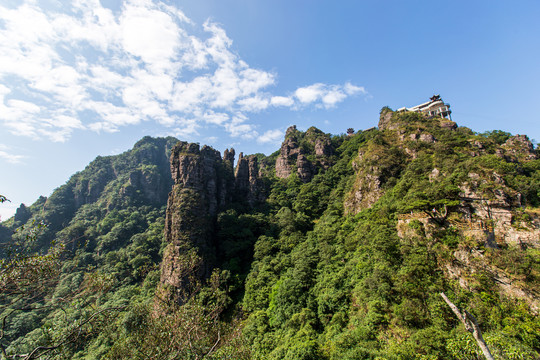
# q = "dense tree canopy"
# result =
<box><xmin>1</xmin><ymin>112</ymin><xmax>539</xmax><ymax>359</ymax></box>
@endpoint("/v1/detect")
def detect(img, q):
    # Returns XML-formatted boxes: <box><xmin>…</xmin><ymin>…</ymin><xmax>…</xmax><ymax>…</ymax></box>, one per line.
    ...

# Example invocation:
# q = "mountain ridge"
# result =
<box><xmin>1</xmin><ymin>109</ymin><xmax>539</xmax><ymax>359</ymax></box>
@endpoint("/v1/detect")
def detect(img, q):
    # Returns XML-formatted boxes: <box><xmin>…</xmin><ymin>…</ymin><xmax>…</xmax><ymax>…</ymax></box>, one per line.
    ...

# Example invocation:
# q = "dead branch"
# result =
<box><xmin>440</xmin><ymin>292</ymin><xmax>494</xmax><ymax>360</ymax></box>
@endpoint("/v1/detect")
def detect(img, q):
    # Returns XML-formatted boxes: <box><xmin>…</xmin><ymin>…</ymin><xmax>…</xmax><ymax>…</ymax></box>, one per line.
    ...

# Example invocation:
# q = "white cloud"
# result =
<box><xmin>294</xmin><ymin>83</ymin><xmax>363</xmax><ymax>109</ymax></box>
<box><xmin>344</xmin><ymin>82</ymin><xmax>366</xmax><ymax>95</ymax></box>
<box><xmin>238</xmin><ymin>96</ymin><xmax>269</xmax><ymax>112</ymax></box>
<box><xmin>321</xmin><ymin>87</ymin><xmax>347</xmax><ymax>108</ymax></box>
<box><xmin>171</xmin><ymin>76</ymin><xmax>212</xmax><ymax>112</ymax></box>
<box><xmin>0</xmin><ymin>0</ymin><xmax>367</xmax><ymax>143</ymax></box>
<box><xmin>270</xmin><ymin>96</ymin><xmax>294</xmax><ymax>107</ymax></box>
<box><xmin>202</xmin><ymin>111</ymin><xmax>229</xmax><ymax>125</ymax></box>
<box><xmin>225</xmin><ymin>115</ymin><xmax>257</xmax><ymax>139</ymax></box>
<box><xmin>257</xmin><ymin>129</ymin><xmax>284</xmax><ymax>144</ymax></box>
<box><xmin>120</xmin><ymin>2</ymin><xmax>182</xmax><ymax>72</ymax></box>
<box><xmin>295</xmin><ymin>83</ymin><xmax>325</xmax><ymax>104</ymax></box>
<box><xmin>0</xmin><ymin>145</ymin><xmax>25</xmax><ymax>164</ymax></box>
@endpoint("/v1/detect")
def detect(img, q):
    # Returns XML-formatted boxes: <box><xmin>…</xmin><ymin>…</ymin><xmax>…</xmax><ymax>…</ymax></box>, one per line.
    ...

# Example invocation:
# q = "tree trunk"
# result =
<box><xmin>440</xmin><ymin>292</ymin><xmax>494</xmax><ymax>360</ymax></box>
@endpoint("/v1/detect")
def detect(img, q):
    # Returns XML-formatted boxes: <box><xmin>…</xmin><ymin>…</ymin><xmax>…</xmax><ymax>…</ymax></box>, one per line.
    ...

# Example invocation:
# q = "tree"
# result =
<box><xmin>440</xmin><ymin>292</ymin><xmax>494</xmax><ymax>360</ymax></box>
<box><xmin>0</xmin><ymin>195</ymin><xmax>119</xmax><ymax>359</ymax></box>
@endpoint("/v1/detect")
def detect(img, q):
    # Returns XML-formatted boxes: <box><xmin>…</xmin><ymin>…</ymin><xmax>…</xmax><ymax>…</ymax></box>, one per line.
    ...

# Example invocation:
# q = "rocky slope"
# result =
<box><xmin>2</xmin><ymin>108</ymin><xmax>539</xmax><ymax>359</ymax></box>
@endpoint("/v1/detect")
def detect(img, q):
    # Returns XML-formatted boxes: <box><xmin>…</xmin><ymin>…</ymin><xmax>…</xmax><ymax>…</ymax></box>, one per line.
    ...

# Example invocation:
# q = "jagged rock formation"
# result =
<box><xmin>275</xmin><ymin>126</ymin><xmax>301</xmax><ymax>179</ymax></box>
<box><xmin>13</xmin><ymin>204</ymin><xmax>31</xmax><ymax>225</ymax></box>
<box><xmin>4</xmin><ymin>110</ymin><xmax>540</xmax><ymax>358</ymax></box>
<box><xmin>161</xmin><ymin>143</ymin><xmax>229</xmax><ymax>297</ymax></box>
<box><xmin>501</xmin><ymin>134</ymin><xmax>537</xmax><ymax>161</ymax></box>
<box><xmin>345</xmin><ymin>138</ymin><xmax>407</xmax><ymax>214</ymax></box>
<box><xmin>161</xmin><ymin>142</ymin><xmax>266</xmax><ymax>300</ymax></box>
<box><xmin>378</xmin><ymin>107</ymin><xmax>395</xmax><ymax>130</ymax></box>
<box><xmin>235</xmin><ymin>153</ymin><xmax>264</xmax><ymax>206</ymax></box>
<box><xmin>161</xmin><ymin>126</ymin><xmax>340</xmax><ymax>298</ymax></box>
<box><xmin>275</xmin><ymin>125</ymin><xmax>335</xmax><ymax>182</ymax></box>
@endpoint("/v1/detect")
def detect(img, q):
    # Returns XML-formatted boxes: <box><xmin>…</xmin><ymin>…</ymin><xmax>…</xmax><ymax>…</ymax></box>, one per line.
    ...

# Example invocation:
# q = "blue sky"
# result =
<box><xmin>1</xmin><ymin>0</ymin><xmax>539</xmax><ymax>220</ymax></box>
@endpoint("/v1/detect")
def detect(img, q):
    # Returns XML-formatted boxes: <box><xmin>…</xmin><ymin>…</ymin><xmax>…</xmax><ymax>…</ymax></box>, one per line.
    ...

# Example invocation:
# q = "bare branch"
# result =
<box><xmin>440</xmin><ymin>292</ymin><xmax>494</xmax><ymax>360</ymax></box>
<box><xmin>206</xmin><ymin>330</ymin><xmax>220</xmax><ymax>357</ymax></box>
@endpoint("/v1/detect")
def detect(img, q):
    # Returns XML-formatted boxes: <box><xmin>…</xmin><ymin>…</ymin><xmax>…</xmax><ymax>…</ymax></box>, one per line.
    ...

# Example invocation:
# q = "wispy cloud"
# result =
<box><xmin>0</xmin><ymin>0</ymin><xmax>367</xmax><ymax>142</ymax></box>
<box><xmin>257</xmin><ymin>129</ymin><xmax>284</xmax><ymax>144</ymax></box>
<box><xmin>295</xmin><ymin>82</ymin><xmax>366</xmax><ymax>109</ymax></box>
<box><xmin>0</xmin><ymin>144</ymin><xmax>26</xmax><ymax>164</ymax></box>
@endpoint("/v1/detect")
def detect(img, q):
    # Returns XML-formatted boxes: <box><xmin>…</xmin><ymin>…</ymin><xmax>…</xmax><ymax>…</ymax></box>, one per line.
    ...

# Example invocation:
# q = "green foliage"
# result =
<box><xmin>3</xmin><ymin>118</ymin><xmax>540</xmax><ymax>360</ymax></box>
<box><xmin>479</xmin><ymin>130</ymin><xmax>512</xmax><ymax>145</ymax></box>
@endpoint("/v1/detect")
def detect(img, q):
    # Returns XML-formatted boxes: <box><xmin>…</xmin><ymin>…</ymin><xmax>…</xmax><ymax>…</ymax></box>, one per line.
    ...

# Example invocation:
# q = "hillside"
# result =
<box><xmin>1</xmin><ymin>109</ymin><xmax>539</xmax><ymax>359</ymax></box>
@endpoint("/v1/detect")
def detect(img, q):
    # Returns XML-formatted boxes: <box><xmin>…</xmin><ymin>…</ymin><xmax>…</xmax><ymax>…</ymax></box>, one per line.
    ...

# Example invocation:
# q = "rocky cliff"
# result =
<box><xmin>275</xmin><ymin>125</ymin><xmax>335</xmax><ymax>182</ymax></box>
<box><xmin>160</xmin><ymin>142</ymin><xmax>266</xmax><ymax>301</ymax></box>
<box><xmin>374</xmin><ymin>109</ymin><xmax>540</xmax><ymax>312</ymax></box>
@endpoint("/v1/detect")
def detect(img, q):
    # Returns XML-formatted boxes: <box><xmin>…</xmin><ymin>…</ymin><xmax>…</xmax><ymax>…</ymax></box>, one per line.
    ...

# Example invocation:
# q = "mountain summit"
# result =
<box><xmin>1</xmin><ymin>109</ymin><xmax>539</xmax><ymax>359</ymax></box>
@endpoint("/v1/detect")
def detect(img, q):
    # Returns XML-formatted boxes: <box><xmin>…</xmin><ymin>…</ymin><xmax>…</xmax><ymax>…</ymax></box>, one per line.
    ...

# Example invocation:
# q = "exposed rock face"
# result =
<box><xmin>223</xmin><ymin>148</ymin><xmax>235</xmax><ymax>166</ymax></box>
<box><xmin>162</xmin><ymin>142</ymin><xmax>228</xmax><ymax>297</ymax></box>
<box><xmin>502</xmin><ymin>135</ymin><xmax>537</xmax><ymax>161</ymax></box>
<box><xmin>419</xmin><ymin>133</ymin><xmax>436</xmax><ymax>143</ymax></box>
<box><xmin>457</xmin><ymin>172</ymin><xmax>540</xmax><ymax>249</ymax></box>
<box><xmin>459</xmin><ymin>172</ymin><xmax>521</xmax><ymax>221</ymax></box>
<box><xmin>429</xmin><ymin>168</ymin><xmax>441</xmax><ymax>182</ymax></box>
<box><xmin>345</xmin><ymin>172</ymin><xmax>384</xmax><ymax>213</ymax></box>
<box><xmin>378</xmin><ymin>109</ymin><xmax>395</xmax><ymax>130</ymax></box>
<box><xmin>275</xmin><ymin>125</ymin><xmax>335</xmax><ymax>182</ymax></box>
<box><xmin>127</xmin><ymin>167</ymin><xmax>170</xmax><ymax>205</ymax></box>
<box><xmin>275</xmin><ymin>127</ymin><xmax>301</xmax><ymax>179</ymax></box>
<box><xmin>397</xmin><ymin>209</ymin><xmax>540</xmax><ymax>312</ymax></box>
<box><xmin>169</xmin><ymin>143</ymin><xmax>226</xmax><ymax>215</ymax></box>
<box><xmin>402</xmin><ymin>132</ymin><xmax>437</xmax><ymax>144</ymax></box>
<box><xmin>344</xmin><ymin>148</ymin><xmax>385</xmax><ymax>214</ymax></box>
<box><xmin>275</xmin><ymin>155</ymin><xmax>292</xmax><ymax>179</ymax></box>
<box><xmin>345</xmin><ymin>142</ymin><xmax>406</xmax><ymax>214</ymax></box>
<box><xmin>235</xmin><ymin>153</ymin><xmax>264</xmax><ymax>206</ymax></box>
<box><xmin>161</xmin><ymin>142</ymin><xmax>265</xmax><ymax>300</ymax></box>
<box><xmin>296</xmin><ymin>154</ymin><xmax>314</xmax><ymax>183</ymax></box>
<box><xmin>439</xmin><ymin>119</ymin><xmax>457</xmax><ymax>130</ymax></box>
<box><xmin>315</xmin><ymin>137</ymin><xmax>333</xmax><ymax>157</ymax></box>
<box><xmin>447</xmin><ymin>249</ymin><xmax>540</xmax><ymax>313</ymax></box>
<box><xmin>73</xmin><ymin>159</ymin><xmax>115</xmax><ymax>208</ymax></box>
<box><xmin>396</xmin><ymin>165</ymin><xmax>540</xmax><ymax>311</ymax></box>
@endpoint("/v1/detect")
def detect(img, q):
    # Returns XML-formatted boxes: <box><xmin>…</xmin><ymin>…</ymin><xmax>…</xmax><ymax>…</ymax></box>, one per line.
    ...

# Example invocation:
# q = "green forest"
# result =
<box><xmin>1</xmin><ymin>109</ymin><xmax>539</xmax><ymax>359</ymax></box>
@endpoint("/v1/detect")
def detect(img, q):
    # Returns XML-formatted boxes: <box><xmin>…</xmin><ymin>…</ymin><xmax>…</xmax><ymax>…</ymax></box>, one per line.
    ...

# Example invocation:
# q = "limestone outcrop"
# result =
<box><xmin>161</xmin><ymin>142</ymin><xmax>266</xmax><ymax>300</ymax></box>
<box><xmin>275</xmin><ymin>125</ymin><xmax>335</xmax><ymax>183</ymax></box>
<box><xmin>275</xmin><ymin>126</ymin><xmax>301</xmax><ymax>179</ymax></box>
<box><xmin>235</xmin><ymin>153</ymin><xmax>264</xmax><ymax>206</ymax></box>
<box><xmin>162</xmin><ymin>142</ymin><xmax>226</xmax><ymax>297</ymax></box>
<box><xmin>345</xmin><ymin>142</ymin><xmax>406</xmax><ymax>214</ymax></box>
<box><xmin>502</xmin><ymin>135</ymin><xmax>537</xmax><ymax>161</ymax></box>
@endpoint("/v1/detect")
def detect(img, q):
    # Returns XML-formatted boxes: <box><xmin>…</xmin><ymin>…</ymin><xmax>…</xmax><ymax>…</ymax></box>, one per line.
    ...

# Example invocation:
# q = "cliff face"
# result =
<box><xmin>162</xmin><ymin>143</ymin><xmax>223</xmax><ymax>296</ymax></box>
<box><xmin>235</xmin><ymin>152</ymin><xmax>265</xmax><ymax>206</ymax></box>
<box><xmin>344</xmin><ymin>142</ymin><xmax>407</xmax><ymax>214</ymax></box>
<box><xmin>160</xmin><ymin>142</ymin><xmax>265</xmax><ymax>300</ymax></box>
<box><xmin>275</xmin><ymin>125</ymin><xmax>335</xmax><ymax>182</ymax></box>
<box><xmin>373</xmin><ymin>110</ymin><xmax>540</xmax><ymax>312</ymax></box>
